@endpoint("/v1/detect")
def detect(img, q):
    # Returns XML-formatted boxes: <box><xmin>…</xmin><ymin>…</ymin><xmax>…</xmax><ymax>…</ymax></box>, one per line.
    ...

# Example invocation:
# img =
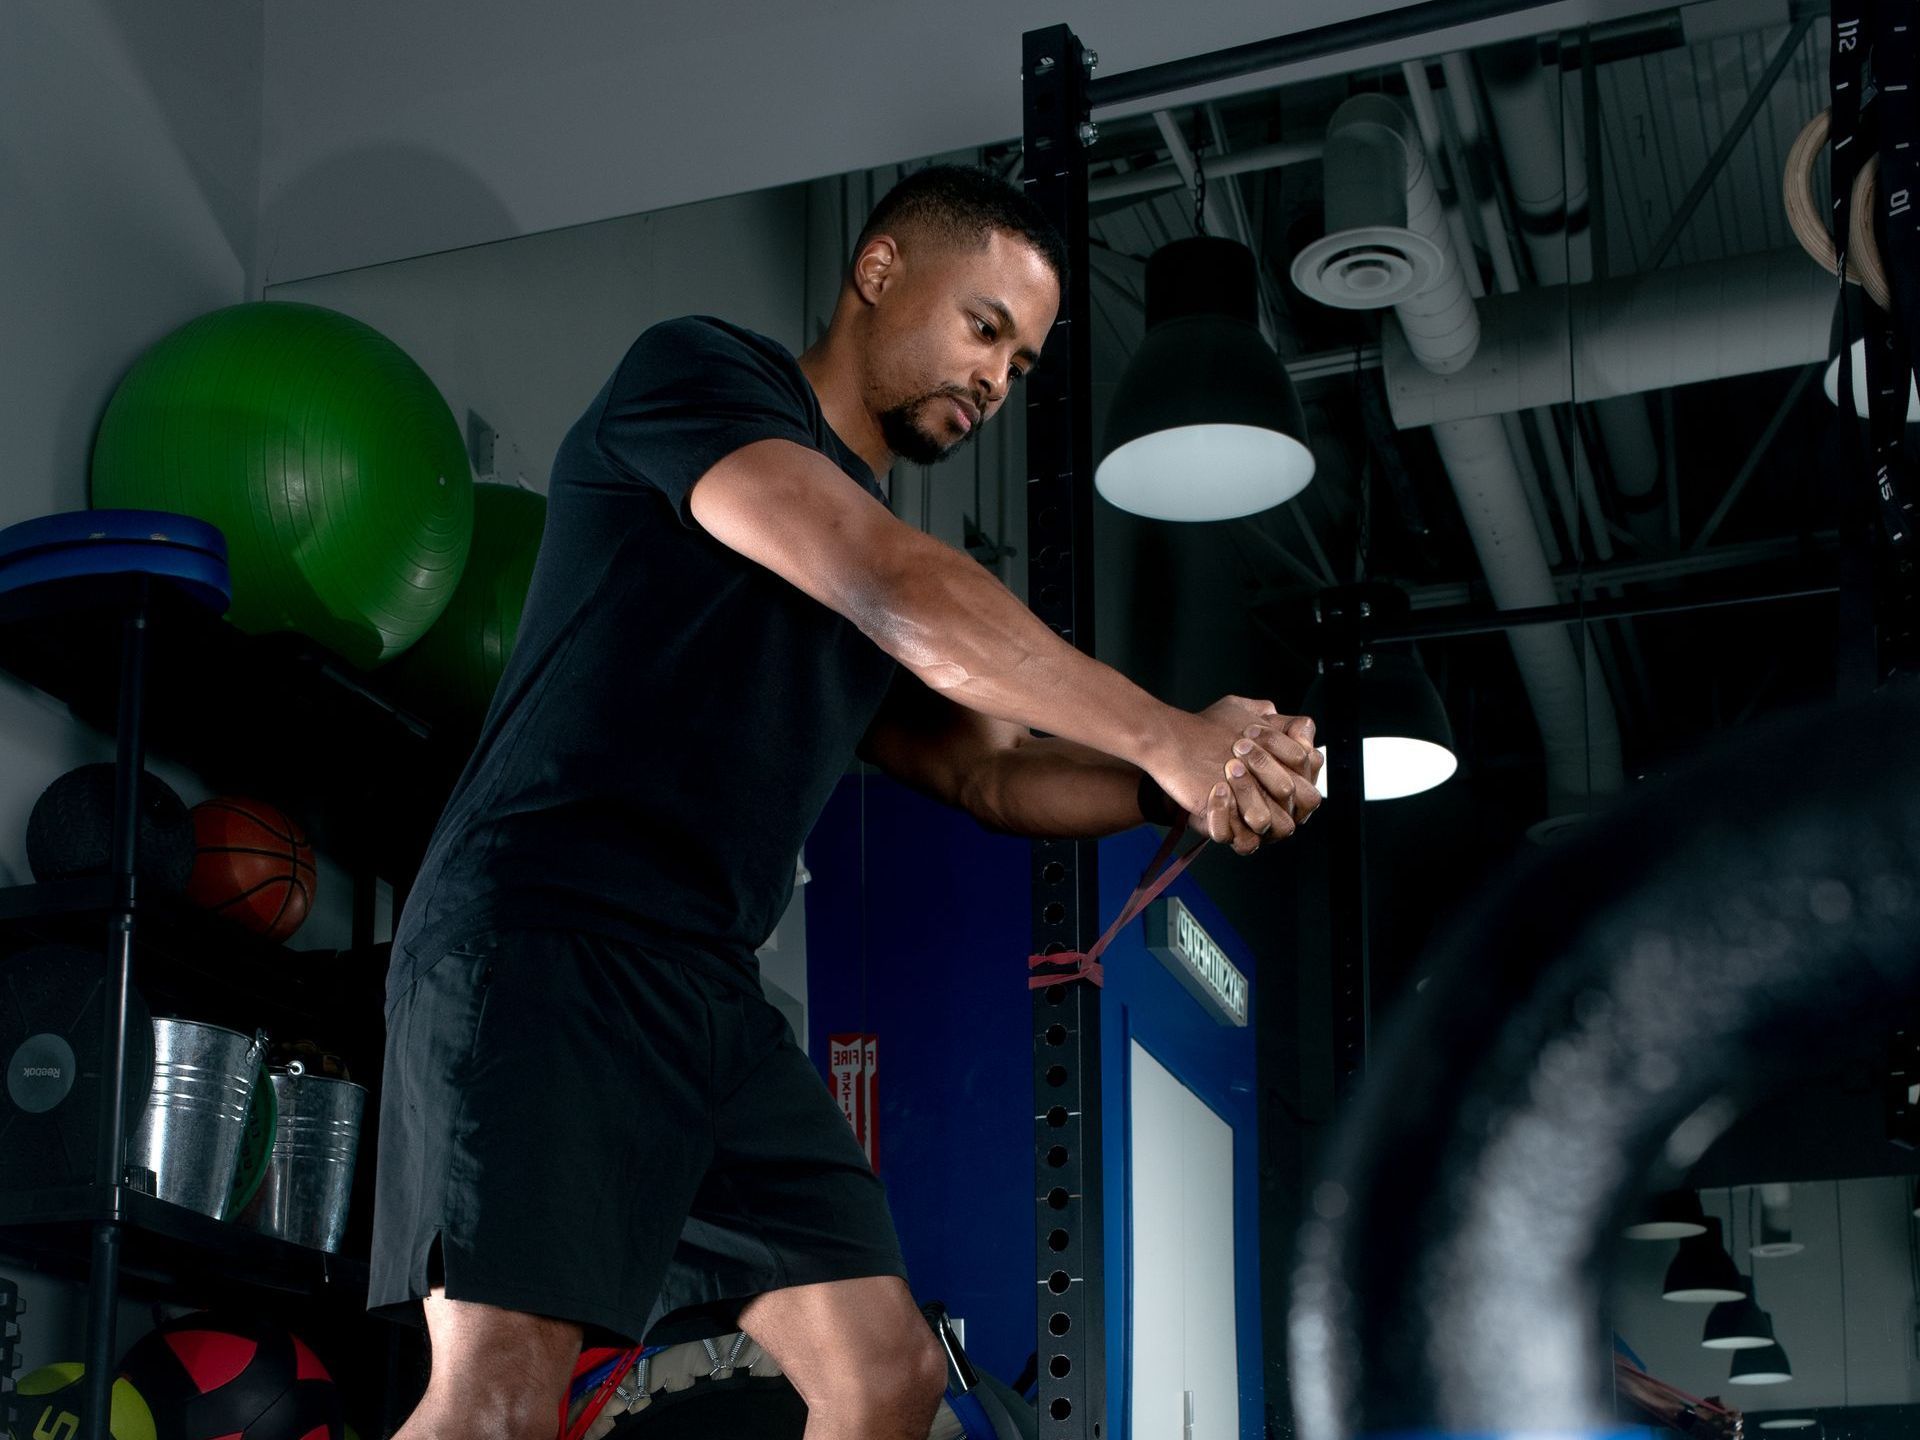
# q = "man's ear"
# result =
<box><xmin>851</xmin><ymin>235</ymin><xmax>901</xmax><ymax>306</ymax></box>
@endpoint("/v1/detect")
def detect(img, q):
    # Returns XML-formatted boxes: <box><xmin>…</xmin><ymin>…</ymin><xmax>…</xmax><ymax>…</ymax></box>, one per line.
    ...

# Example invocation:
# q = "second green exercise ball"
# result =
<box><xmin>90</xmin><ymin>302</ymin><xmax>473</xmax><ymax>668</ymax></box>
<box><xmin>387</xmin><ymin>482</ymin><xmax>547</xmax><ymax>726</ymax></box>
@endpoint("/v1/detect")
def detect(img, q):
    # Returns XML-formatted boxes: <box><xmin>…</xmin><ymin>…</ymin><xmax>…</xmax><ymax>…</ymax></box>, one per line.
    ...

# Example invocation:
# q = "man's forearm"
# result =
<box><xmin>865</xmin><ymin>531</ymin><xmax>1179</xmax><ymax>772</ymax></box>
<box><xmin>975</xmin><ymin>736</ymin><xmax>1172</xmax><ymax>839</ymax></box>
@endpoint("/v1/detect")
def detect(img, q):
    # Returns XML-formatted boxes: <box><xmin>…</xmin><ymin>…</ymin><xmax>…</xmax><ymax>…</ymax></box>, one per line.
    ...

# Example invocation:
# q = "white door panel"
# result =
<box><xmin>1130</xmin><ymin>1040</ymin><xmax>1239</xmax><ymax>1440</ymax></box>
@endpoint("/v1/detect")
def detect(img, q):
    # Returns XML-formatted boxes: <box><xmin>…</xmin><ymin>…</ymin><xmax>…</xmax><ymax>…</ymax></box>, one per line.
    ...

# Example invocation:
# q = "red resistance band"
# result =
<box><xmin>557</xmin><ymin>1345</ymin><xmax>642</xmax><ymax>1440</ymax></box>
<box><xmin>1026</xmin><ymin>824</ymin><xmax>1205</xmax><ymax>990</ymax></box>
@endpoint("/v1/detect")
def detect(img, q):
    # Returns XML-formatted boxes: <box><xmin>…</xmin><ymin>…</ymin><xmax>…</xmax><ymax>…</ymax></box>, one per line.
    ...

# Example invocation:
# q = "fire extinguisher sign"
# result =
<box><xmin>828</xmin><ymin>1032</ymin><xmax>879</xmax><ymax>1172</ymax></box>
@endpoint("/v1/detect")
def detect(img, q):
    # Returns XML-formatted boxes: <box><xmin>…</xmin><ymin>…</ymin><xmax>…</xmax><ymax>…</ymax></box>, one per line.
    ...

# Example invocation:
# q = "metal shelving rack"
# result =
<box><xmin>0</xmin><ymin>574</ymin><xmax>444</xmax><ymax>1440</ymax></box>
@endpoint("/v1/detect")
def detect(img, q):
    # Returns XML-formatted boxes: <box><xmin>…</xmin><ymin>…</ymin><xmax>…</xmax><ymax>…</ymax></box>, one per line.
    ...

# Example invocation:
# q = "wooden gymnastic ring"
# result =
<box><xmin>1783</xmin><ymin>108</ymin><xmax>1891</xmax><ymax>309</ymax></box>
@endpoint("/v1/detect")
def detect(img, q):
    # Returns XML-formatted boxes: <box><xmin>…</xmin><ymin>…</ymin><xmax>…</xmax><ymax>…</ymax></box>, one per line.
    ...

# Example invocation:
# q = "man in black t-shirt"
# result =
<box><xmin>371</xmin><ymin>166</ymin><xmax>1322</xmax><ymax>1440</ymax></box>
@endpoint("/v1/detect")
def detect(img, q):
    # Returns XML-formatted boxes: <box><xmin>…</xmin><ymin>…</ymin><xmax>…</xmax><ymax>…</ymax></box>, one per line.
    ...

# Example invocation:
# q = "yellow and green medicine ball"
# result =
<box><xmin>91</xmin><ymin>301</ymin><xmax>473</xmax><ymax>669</ymax></box>
<box><xmin>13</xmin><ymin>1362</ymin><xmax>156</xmax><ymax>1440</ymax></box>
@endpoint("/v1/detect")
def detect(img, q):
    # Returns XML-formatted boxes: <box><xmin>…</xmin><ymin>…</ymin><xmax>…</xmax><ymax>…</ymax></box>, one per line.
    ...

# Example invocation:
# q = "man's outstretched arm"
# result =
<box><xmin>857</xmin><ymin>672</ymin><xmax>1320</xmax><ymax>852</ymax></box>
<box><xmin>692</xmin><ymin>437</ymin><xmax>1311</xmax><ymax>844</ymax></box>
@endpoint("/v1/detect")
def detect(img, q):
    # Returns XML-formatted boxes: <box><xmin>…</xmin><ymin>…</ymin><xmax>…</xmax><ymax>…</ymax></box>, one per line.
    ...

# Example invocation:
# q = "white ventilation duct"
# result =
<box><xmin>1476</xmin><ymin>41</ymin><xmax>1590</xmax><ymax>288</ymax></box>
<box><xmin>1291</xmin><ymin>94</ymin><xmax>1479</xmax><ymax>373</ymax></box>
<box><xmin>1293</xmin><ymin>94</ymin><xmax>1622</xmax><ymax>811</ymax></box>
<box><xmin>1381</xmin><ymin>248</ymin><xmax>1833</xmax><ymax>428</ymax></box>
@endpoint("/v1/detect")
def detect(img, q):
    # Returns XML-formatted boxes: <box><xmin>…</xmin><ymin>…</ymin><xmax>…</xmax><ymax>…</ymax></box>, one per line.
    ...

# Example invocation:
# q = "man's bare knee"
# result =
<box><xmin>405</xmin><ymin>1289</ymin><xmax>580</xmax><ymax>1439</ymax></box>
<box><xmin>742</xmin><ymin>1277</ymin><xmax>947</xmax><ymax>1423</ymax></box>
<box><xmin>798</xmin><ymin>1324</ymin><xmax>947</xmax><ymax>1423</ymax></box>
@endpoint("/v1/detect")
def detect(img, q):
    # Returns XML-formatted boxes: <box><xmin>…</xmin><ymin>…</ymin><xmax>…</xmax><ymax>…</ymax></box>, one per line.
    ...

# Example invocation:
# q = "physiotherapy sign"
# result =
<box><xmin>1144</xmin><ymin>897</ymin><xmax>1249</xmax><ymax>1027</ymax></box>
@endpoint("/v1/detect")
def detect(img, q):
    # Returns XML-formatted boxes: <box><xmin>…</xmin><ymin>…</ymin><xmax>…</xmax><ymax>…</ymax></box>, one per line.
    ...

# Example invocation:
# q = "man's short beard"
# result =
<box><xmin>880</xmin><ymin>391</ymin><xmax>977</xmax><ymax>466</ymax></box>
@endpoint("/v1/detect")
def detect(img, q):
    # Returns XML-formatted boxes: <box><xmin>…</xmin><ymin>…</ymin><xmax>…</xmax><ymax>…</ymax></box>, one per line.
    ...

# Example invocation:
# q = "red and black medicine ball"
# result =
<box><xmin>116</xmin><ymin>1311</ymin><xmax>343</xmax><ymax>1440</ymax></box>
<box><xmin>186</xmin><ymin>797</ymin><xmax>318</xmax><ymax>943</ymax></box>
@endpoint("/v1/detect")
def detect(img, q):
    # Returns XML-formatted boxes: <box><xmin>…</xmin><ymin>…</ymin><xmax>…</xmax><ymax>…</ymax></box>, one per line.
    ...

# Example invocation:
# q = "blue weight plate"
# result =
<box><xmin>0</xmin><ymin>509</ymin><xmax>227</xmax><ymax>566</ymax></box>
<box><xmin>0</xmin><ymin>541</ymin><xmax>231</xmax><ymax>613</ymax></box>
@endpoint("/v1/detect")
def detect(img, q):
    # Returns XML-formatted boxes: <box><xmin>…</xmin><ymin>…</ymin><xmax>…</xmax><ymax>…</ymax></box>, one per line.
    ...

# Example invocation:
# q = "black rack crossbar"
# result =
<box><xmin>1354</xmin><ymin>579</ymin><xmax>1840</xmax><ymax>645</ymax></box>
<box><xmin>1086</xmin><ymin>0</ymin><xmax>1564</xmax><ymax>109</ymax></box>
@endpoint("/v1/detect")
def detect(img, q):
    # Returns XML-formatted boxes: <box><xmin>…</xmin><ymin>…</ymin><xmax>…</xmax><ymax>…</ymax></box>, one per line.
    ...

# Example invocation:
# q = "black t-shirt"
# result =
<box><xmin>391</xmin><ymin>316</ymin><xmax>898</xmax><ymax>995</ymax></box>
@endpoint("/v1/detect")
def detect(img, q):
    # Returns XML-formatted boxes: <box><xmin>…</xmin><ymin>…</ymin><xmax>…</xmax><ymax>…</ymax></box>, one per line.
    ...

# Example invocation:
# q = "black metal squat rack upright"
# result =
<box><xmin>1019</xmin><ymin>3</ymin><xmax>1660</xmax><ymax>1436</ymax></box>
<box><xmin>1022</xmin><ymin>0</ymin><xmax>1909</xmax><ymax>1428</ymax></box>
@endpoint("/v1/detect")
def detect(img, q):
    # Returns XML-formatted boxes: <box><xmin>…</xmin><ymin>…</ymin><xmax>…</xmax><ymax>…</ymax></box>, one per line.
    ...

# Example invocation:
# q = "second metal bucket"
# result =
<box><xmin>127</xmin><ymin>1018</ymin><xmax>265</xmax><ymax>1219</ymax></box>
<box><xmin>234</xmin><ymin>1063</ymin><xmax>366</xmax><ymax>1252</ymax></box>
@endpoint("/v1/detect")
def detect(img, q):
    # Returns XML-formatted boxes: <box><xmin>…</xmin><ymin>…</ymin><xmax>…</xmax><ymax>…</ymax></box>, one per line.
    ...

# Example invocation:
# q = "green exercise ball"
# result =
<box><xmin>387</xmin><ymin>482</ymin><xmax>546</xmax><ymax>725</ymax></box>
<box><xmin>13</xmin><ymin>1362</ymin><xmax>157</xmax><ymax>1440</ymax></box>
<box><xmin>90</xmin><ymin>302</ymin><xmax>473</xmax><ymax>668</ymax></box>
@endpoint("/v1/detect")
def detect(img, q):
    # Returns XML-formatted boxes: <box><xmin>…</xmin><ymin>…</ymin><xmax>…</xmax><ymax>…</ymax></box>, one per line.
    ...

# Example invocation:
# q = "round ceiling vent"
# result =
<box><xmin>1290</xmin><ymin>225</ymin><xmax>1444</xmax><ymax>310</ymax></box>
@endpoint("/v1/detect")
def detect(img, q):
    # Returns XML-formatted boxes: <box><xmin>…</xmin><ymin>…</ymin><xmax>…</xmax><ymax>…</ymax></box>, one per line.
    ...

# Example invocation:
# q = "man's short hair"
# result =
<box><xmin>852</xmin><ymin>164</ymin><xmax>1069</xmax><ymax>292</ymax></box>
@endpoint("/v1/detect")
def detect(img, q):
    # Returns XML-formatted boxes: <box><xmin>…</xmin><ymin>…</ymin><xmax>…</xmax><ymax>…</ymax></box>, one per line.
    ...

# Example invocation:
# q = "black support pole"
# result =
<box><xmin>1023</xmin><ymin>25</ymin><xmax>1104</xmax><ymax>1440</ymax></box>
<box><xmin>1311</xmin><ymin>590</ymin><xmax>1373</xmax><ymax>1103</ymax></box>
<box><xmin>82</xmin><ymin>577</ymin><xmax>151</xmax><ymax>1440</ymax></box>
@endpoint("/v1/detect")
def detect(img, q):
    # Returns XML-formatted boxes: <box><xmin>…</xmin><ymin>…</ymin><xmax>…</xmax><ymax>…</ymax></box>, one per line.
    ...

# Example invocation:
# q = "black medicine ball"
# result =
<box><xmin>116</xmin><ymin>1311</ymin><xmax>343</xmax><ymax>1440</ymax></box>
<box><xmin>26</xmin><ymin>763</ymin><xmax>196</xmax><ymax>897</ymax></box>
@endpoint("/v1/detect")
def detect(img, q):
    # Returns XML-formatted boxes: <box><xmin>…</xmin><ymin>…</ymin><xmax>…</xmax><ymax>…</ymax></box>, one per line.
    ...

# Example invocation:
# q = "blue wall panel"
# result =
<box><xmin>1096</xmin><ymin>827</ymin><xmax>1265</xmax><ymax>1440</ymax></box>
<box><xmin>804</xmin><ymin>774</ymin><xmax>1264</xmax><ymax>1435</ymax></box>
<box><xmin>804</xmin><ymin>771</ymin><xmax>1036</xmax><ymax>1384</ymax></box>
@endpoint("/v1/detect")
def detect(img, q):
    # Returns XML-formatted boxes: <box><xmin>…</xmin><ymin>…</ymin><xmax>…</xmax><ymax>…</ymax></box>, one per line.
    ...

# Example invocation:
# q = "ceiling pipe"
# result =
<box><xmin>1399</xmin><ymin>62</ymin><xmax>1487</xmax><ymax>304</ymax></box>
<box><xmin>1398</xmin><ymin>59</ymin><xmax>1626</xmax><ymax>747</ymax></box>
<box><xmin>1430</xmin><ymin>416</ymin><xmax>1626</xmax><ymax>807</ymax></box>
<box><xmin>1592</xmin><ymin>396</ymin><xmax>1670</xmax><ymax>552</ymax></box>
<box><xmin>1401</xmin><ymin>57</ymin><xmax>1611</xmax><ymax>566</ymax></box>
<box><xmin>1474</xmin><ymin>42</ymin><xmax>1669</xmax><ymax>557</ymax></box>
<box><xmin>1475</xmin><ymin>40</ymin><xmax>1591</xmax><ymax>287</ymax></box>
<box><xmin>1381</xmin><ymin>247</ymin><xmax>1833</xmax><ymax>427</ymax></box>
<box><xmin>1437</xmin><ymin>52</ymin><xmax>1523</xmax><ymax>294</ymax></box>
<box><xmin>1450</xmin><ymin>46</ymin><xmax>1662</xmax><ymax>738</ymax></box>
<box><xmin>1293</xmin><ymin>94</ymin><xmax>1623</xmax><ymax>811</ymax></box>
<box><xmin>1087</xmin><ymin>135</ymin><xmax>1325</xmax><ymax>204</ymax></box>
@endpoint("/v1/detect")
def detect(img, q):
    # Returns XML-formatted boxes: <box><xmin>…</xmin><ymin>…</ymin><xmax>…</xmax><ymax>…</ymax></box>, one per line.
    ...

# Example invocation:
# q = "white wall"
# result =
<box><xmin>3</xmin><ymin>1</ymin><xmax>259</xmax><ymax>530</ymax></box>
<box><xmin>266</xmin><ymin>184</ymin><xmax>812</xmax><ymax>490</ymax></box>
<box><xmin>0</xmin><ymin>0</ymin><xmax>269</xmax><ymax>890</ymax></box>
<box><xmin>0</xmin><ymin>0</ymin><xmax>268</xmax><ymax>888</ymax></box>
<box><xmin>0</xmin><ymin>0</ymin><xmax>291</xmax><ymax>1375</ymax></box>
<box><xmin>0</xmin><ymin>2</ymin><xmax>368</xmax><ymax>944</ymax></box>
<box><xmin>257</xmin><ymin>0</ymin><xmax>1676</xmax><ymax>285</ymax></box>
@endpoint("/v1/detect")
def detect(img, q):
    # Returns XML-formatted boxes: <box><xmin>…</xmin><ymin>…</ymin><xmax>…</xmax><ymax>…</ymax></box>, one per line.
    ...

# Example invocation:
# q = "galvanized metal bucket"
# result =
<box><xmin>127</xmin><ymin>1019</ymin><xmax>266</xmax><ymax>1219</ymax></box>
<box><xmin>233</xmin><ymin>1062</ymin><xmax>365</xmax><ymax>1252</ymax></box>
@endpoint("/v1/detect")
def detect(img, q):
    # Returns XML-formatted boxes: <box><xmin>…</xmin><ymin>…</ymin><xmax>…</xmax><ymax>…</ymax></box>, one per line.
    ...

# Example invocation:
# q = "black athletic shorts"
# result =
<box><xmin>367</xmin><ymin>927</ymin><xmax>907</xmax><ymax>1345</ymax></box>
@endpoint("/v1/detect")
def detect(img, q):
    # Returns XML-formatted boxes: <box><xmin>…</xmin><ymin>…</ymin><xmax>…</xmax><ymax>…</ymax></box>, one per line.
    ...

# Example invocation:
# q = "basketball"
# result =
<box><xmin>13</xmin><ymin>1362</ymin><xmax>157</xmax><ymax>1440</ymax></box>
<box><xmin>116</xmin><ymin>1312</ymin><xmax>342</xmax><ymax>1440</ymax></box>
<box><xmin>185</xmin><ymin>798</ymin><xmax>318</xmax><ymax>944</ymax></box>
